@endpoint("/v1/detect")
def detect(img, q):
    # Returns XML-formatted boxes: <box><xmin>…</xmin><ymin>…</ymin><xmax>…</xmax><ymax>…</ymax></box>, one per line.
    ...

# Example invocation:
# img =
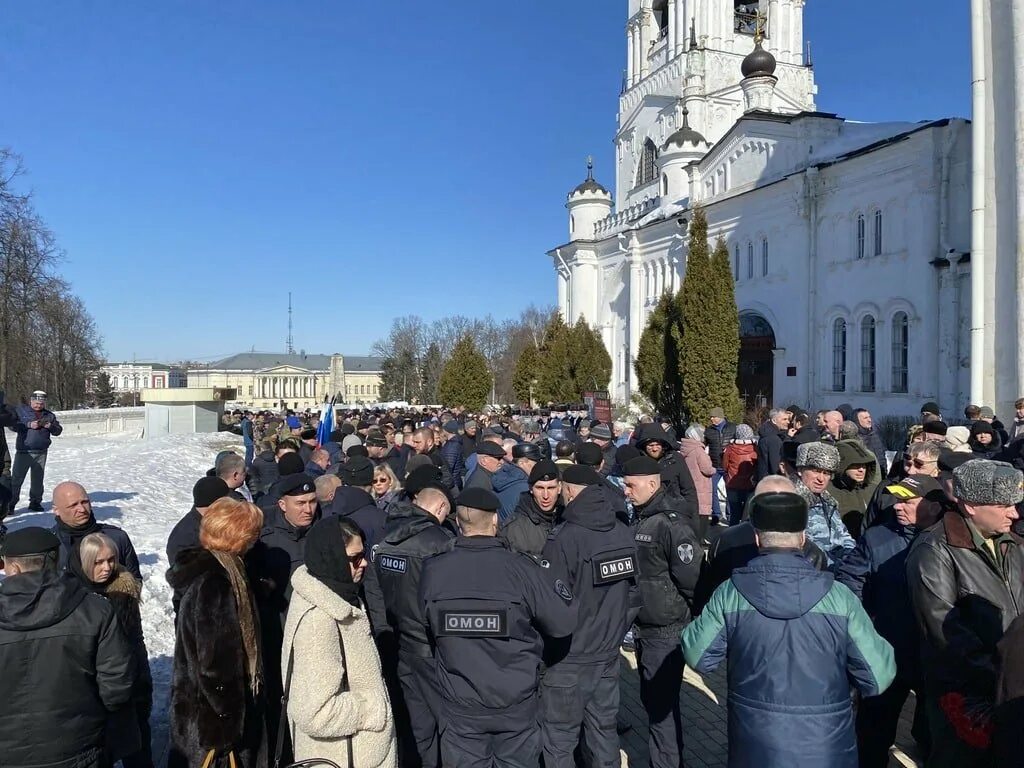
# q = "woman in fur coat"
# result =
<box><xmin>75</xmin><ymin>532</ymin><xmax>154</xmax><ymax>768</ymax></box>
<box><xmin>166</xmin><ymin>498</ymin><xmax>267</xmax><ymax>768</ymax></box>
<box><xmin>282</xmin><ymin>516</ymin><xmax>397</xmax><ymax>768</ymax></box>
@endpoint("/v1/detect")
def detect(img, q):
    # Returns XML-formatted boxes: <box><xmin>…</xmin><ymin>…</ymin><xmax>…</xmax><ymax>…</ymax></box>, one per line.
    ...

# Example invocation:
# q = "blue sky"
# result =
<box><xmin>1</xmin><ymin>1</ymin><xmax>970</xmax><ymax>362</ymax></box>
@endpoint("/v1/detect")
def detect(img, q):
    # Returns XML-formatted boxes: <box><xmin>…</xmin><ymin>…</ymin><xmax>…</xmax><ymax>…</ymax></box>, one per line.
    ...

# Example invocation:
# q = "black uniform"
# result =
<box><xmin>498</xmin><ymin>492</ymin><xmax>561</xmax><ymax>556</ymax></box>
<box><xmin>632</xmin><ymin>489</ymin><xmax>703</xmax><ymax>768</ymax></box>
<box><xmin>328</xmin><ymin>485</ymin><xmax>387</xmax><ymax>549</ymax></box>
<box><xmin>421</xmin><ymin>536</ymin><xmax>577</xmax><ymax>767</ymax></box>
<box><xmin>540</xmin><ymin>483</ymin><xmax>641</xmax><ymax>768</ymax></box>
<box><xmin>363</xmin><ymin>499</ymin><xmax>455</xmax><ymax>768</ymax></box>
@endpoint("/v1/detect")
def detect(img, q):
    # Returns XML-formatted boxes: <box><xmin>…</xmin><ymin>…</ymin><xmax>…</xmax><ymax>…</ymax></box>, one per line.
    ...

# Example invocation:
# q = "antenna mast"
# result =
<box><xmin>287</xmin><ymin>292</ymin><xmax>295</xmax><ymax>354</ymax></box>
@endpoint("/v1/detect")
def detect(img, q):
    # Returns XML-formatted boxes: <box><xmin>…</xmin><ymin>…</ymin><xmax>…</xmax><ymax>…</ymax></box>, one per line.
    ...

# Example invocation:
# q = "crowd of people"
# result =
<box><xmin>2</xmin><ymin>392</ymin><xmax>1024</xmax><ymax>768</ymax></box>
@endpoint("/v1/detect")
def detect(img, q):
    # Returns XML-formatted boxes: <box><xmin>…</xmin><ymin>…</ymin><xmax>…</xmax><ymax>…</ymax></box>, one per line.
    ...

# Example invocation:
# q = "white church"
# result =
<box><xmin>548</xmin><ymin>0</ymin><xmax>975</xmax><ymax>417</ymax></box>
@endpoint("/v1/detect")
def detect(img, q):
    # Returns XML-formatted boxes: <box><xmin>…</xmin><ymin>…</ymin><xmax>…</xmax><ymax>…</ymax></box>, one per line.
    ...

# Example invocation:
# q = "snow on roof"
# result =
<box><xmin>809</xmin><ymin>120</ymin><xmax>937</xmax><ymax>166</ymax></box>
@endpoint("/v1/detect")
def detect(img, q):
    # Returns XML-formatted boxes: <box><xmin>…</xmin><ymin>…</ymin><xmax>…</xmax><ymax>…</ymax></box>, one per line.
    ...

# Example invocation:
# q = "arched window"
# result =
<box><xmin>856</xmin><ymin>214</ymin><xmax>866</xmax><ymax>259</ymax></box>
<box><xmin>832</xmin><ymin>318</ymin><xmax>847</xmax><ymax>392</ymax></box>
<box><xmin>860</xmin><ymin>315</ymin><xmax>876</xmax><ymax>392</ymax></box>
<box><xmin>637</xmin><ymin>139</ymin><xmax>659</xmax><ymax>187</ymax></box>
<box><xmin>570</xmin><ymin>215</ymin><xmax>575</xmax><ymax>236</ymax></box>
<box><xmin>746</xmin><ymin>242</ymin><xmax>754</xmax><ymax>279</ymax></box>
<box><xmin>734</xmin><ymin>243</ymin><xmax>740</xmax><ymax>281</ymax></box>
<box><xmin>874</xmin><ymin>209</ymin><xmax>883</xmax><ymax>256</ymax></box>
<box><xmin>761</xmin><ymin>237</ymin><xmax>768</xmax><ymax>275</ymax></box>
<box><xmin>661</xmin><ymin>173</ymin><xmax>669</xmax><ymax>196</ymax></box>
<box><xmin>891</xmin><ymin>311</ymin><xmax>909</xmax><ymax>393</ymax></box>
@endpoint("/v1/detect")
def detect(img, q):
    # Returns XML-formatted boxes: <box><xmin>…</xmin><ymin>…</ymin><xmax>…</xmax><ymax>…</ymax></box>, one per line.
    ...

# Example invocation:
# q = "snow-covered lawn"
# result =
<box><xmin>5</xmin><ymin>430</ymin><xmax>244</xmax><ymax>765</ymax></box>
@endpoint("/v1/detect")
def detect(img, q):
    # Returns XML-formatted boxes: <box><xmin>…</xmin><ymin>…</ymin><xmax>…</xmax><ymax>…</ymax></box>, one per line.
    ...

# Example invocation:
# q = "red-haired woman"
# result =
<box><xmin>167</xmin><ymin>498</ymin><xmax>267</xmax><ymax>768</ymax></box>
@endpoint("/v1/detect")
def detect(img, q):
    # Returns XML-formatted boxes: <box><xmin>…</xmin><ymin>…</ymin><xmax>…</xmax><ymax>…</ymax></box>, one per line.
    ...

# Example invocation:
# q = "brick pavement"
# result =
<box><xmin>615</xmin><ymin>647</ymin><xmax>923</xmax><ymax>767</ymax></box>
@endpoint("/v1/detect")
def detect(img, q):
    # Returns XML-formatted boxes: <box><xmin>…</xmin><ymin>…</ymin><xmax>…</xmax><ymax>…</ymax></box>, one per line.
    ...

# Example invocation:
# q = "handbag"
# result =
<box><xmin>274</xmin><ymin>609</ymin><xmax>354</xmax><ymax>768</ymax></box>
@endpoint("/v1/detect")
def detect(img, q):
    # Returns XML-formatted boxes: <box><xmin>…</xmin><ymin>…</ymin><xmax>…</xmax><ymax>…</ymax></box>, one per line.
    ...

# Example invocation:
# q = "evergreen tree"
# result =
<box><xmin>634</xmin><ymin>291</ymin><xmax>686</xmax><ymax>428</ymax></box>
<box><xmin>534</xmin><ymin>314</ymin><xmax>575</xmax><ymax>405</ymax></box>
<box><xmin>512</xmin><ymin>344</ymin><xmax>541</xmax><ymax>405</ymax></box>
<box><xmin>709</xmin><ymin>236</ymin><xmax>743</xmax><ymax>421</ymax></box>
<box><xmin>438</xmin><ymin>335</ymin><xmax>491</xmax><ymax>411</ymax></box>
<box><xmin>419</xmin><ymin>342</ymin><xmax>444</xmax><ymax>405</ymax></box>
<box><xmin>94</xmin><ymin>371</ymin><xmax>116</xmax><ymax>408</ymax></box>
<box><xmin>568</xmin><ymin>315</ymin><xmax>612</xmax><ymax>398</ymax></box>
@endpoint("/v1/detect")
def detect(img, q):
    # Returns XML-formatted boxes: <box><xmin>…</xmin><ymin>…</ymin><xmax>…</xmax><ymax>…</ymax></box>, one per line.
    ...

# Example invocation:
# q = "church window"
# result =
<box><xmin>832</xmin><ymin>319</ymin><xmax>847</xmax><ymax>392</ymax></box>
<box><xmin>856</xmin><ymin>215</ymin><xmax>866</xmax><ymax>259</ymax></box>
<box><xmin>761</xmin><ymin>237</ymin><xmax>768</xmax><ymax>275</ymax></box>
<box><xmin>746</xmin><ymin>242</ymin><xmax>754</xmax><ymax>279</ymax></box>
<box><xmin>734</xmin><ymin>243</ymin><xmax>740</xmax><ymax>281</ymax></box>
<box><xmin>874</xmin><ymin>210</ymin><xmax>883</xmax><ymax>256</ymax></box>
<box><xmin>860</xmin><ymin>316</ymin><xmax>876</xmax><ymax>392</ymax></box>
<box><xmin>652</xmin><ymin>0</ymin><xmax>669</xmax><ymax>36</ymax></box>
<box><xmin>570</xmin><ymin>215</ymin><xmax>575</xmax><ymax>236</ymax></box>
<box><xmin>662</xmin><ymin>173</ymin><xmax>669</xmax><ymax>197</ymax></box>
<box><xmin>891</xmin><ymin>312</ymin><xmax>909</xmax><ymax>393</ymax></box>
<box><xmin>637</xmin><ymin>139</ymin><xmax>659</xmax><ymax>187</ymax></box>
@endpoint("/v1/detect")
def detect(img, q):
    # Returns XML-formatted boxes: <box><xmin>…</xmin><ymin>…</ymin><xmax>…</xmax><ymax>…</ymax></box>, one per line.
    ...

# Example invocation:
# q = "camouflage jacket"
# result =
<box><xmin>794</xmin><ymin>478</ymin><xmax>856</xmax><ymax>564</ymax></box>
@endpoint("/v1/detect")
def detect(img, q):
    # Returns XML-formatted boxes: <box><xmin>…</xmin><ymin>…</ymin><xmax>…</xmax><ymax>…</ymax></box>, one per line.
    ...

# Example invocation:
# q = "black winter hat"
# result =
<box><xmin>576</xmin><ymin>443</ymin><xmax>604</xmax><ymax>467</ymax></box>
<box><xmin>300</xmin><ymin>428</ymin><xmax>317</xmax><ymax>440</ymax></box>
<box><xmin>922</xmin><ymin>420</ymin><xmax>948</xmax><ymax>437</ymax></box>
<box><xmin>921</xmin><ymin>401</ymin><xmax>941</xmax><ymax>416</ymax></box>
<box><xmin>512</xmin><ymin>442</ymin><xmax>542</xmax><ymax>462</ymax></box>
<box><xmin>193</xmin><ymin>476</ymin><xmax>230</xmax><ymax>508</ymax></box>
<box><xmin>278</xmin><ymin>452</ymin><xmax>306</xmax><ymax>475</ymax></box>
<box><xmin>456</xmin><ymin>487</ymin><xmax>501</xmax><ymax>513</ymax></box>
<box><xmin>561</xmin><ymin>465</ymin><xmax>602</xmax><ymax>486</ymax></box>
<box><xmin>365</xmin><ymin>434</ymin><xmax>387</xmax><ymax>448</ymax></box>
<box><xmin>341</xmin><ymin>456</ymin><xmax>374</xmax><ymax>487</ymax></box>
<box><xmin>750</xmin><ymin>492</ymin><xmax>808</xmax><ymax>533</ymax></box>
<box><xmin>405</xmin><ymin>464</ymin><xmax>445</xmax><ymax>498</ymax></box>
<box><xmin>2</xmin><ymin>527</ymin><xmax>60</xmax><ymax>557</ymax></box>
<box><xmin>528</xmin><ymin>459</ymin><xmax>560</xmax><ymax>485</ymax></box>
<box><xmin>615</xmin><ymin>444</ymin><xmax>642</xmax><ymax>467</ymax></box>
<box><xmin>476</xmin><ymin>441</ymin><xmax>506</xmax><ymax>458</ymax></box>
<box><xmin>346</xmin><ymin>444</ymin><xmax>369</xmax><ymax>458</ymax></box>
<box><xmin>623</xmin><ymin>456</ymin><xmax>662</xmax><ymax>476</ymax></box>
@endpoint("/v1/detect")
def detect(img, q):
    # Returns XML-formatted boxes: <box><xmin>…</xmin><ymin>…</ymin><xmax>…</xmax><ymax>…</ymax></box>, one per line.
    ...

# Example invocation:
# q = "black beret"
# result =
<box><xmin>346</xmin><ymin>444</ymin><xmax>369</xmax><ymax>458</ymax></box>
<box><xmin>340</xmin><ymin>456</ymin><xmax>374</xmax><ymax>487</ymax></box>
<box><xmin>561</xmin><ymin>465</ymin><xmax>602</xmax><ymax>486</ymax></box>
<box><xmin>576</xmin><ymin>442</ymin><xmax>604</xmax><ymax>467</ymax></box>
<box><xmin>2</xmin><ymin>527</ymin><xmax>60</xmax><ymax>557</ymax></box>
<box><xmin>279</xmin><ymin>473</ymin><xmax>316</xmax><ymax>496</ymax></box>
<box><xmin>365</xmin><ymin>434</ymin><xmax>387</xmax><ymax>448</ymax></box>
<box><xmin>476</xmin><ymin>441</ymin><xmax>506</xmax><ymax>458</ymax></box>
<box><xmin>750</xmin><ymin>492</ymin><xmax>808</xmax><ymax>533</ymax></box>
<box><xmin>193</xmin><ymin>476</ymin><xmax>230</xmax><ymax>508</ymax></box>
<box><xmin>300</xmin><ymin>428</ymin><xmax>317</xmax><ymax>440</ymax></box>
<box><xmin>623</xmin><ymin>456</ymin><xmax>662</xmax><ymax>477</ymax></box>
<box><xmin>529</xmin><ymin>459</ymin><xmax>560</xmax><ymax>485</ymax></box>
<box><xmin>277</xmin><ymin>452</ymin><xmax>305</xmax><ymax>475</ymax></box>
<box><xmin>456</xmin><ymin>487</ymin><xmax>501</xmax><ymax>513</ymax></box>
<box><xmin>512</xmin><ymin>442</ymin><xmax>542</xmax><ymax>462</ymax></box>
<box><xmin>922</xmin><ymin>420</ymin><xmax>948</xmax><ymax>436</ymax></box>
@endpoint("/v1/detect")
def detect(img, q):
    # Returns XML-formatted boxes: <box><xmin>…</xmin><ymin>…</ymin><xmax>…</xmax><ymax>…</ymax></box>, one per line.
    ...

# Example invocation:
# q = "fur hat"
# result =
<box><xmin>734</xmin><ymin>423</ymin><xmax>756</xmax><ymax>441</ymax></box>
<box><xmin>750</xmin><ymin>492</ymin><xmax>808</xmax><ymax>533</ymax></box>
<box><xmin>795</xmin><ymin>442</ymin><xmax>840</xmax><ymax>473</ymax></box>
<box><xmin>953</xmin><ymin>459</ymin><xmax>1024</xmax><ymax>506</ymax></box>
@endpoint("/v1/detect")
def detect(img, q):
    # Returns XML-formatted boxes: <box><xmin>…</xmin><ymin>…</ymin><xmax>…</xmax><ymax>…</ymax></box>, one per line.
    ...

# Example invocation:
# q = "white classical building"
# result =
<box><xmin>549</xmin><ymin>0</ymin><xmax>975</xmax><ymax>417</ymax></box>
<box><xmin>100</xmin><ymin>362</ymin><xmax>187</xmax><ymax>393</ymax></box>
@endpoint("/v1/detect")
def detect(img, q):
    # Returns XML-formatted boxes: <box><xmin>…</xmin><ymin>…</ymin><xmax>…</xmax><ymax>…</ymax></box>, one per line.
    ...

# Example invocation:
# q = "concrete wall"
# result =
<box><xmin>33</xmin><ymin>407</ymin><xmax>145</xmax><ymax>438</ymax></box>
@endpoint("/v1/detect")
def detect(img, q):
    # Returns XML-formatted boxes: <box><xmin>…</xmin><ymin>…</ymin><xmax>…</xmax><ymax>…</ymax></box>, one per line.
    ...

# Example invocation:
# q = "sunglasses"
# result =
<box><xmin>372</xmin><ymin>477</ymin><xmax>390</xmax><ymax>484</ymax></box>
<box><xmin>348</xmin><ymin>550</ymin><xmax>366</xmax><ymax>565</ymax></box>
<box><xmin>905</xmin><ymin>458</ymin><xmax>937</xmax><ymax>469</ymax></box>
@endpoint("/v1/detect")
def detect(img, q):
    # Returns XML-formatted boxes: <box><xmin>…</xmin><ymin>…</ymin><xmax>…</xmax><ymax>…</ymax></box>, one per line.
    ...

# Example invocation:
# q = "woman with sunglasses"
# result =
<box><xmin>282</xmin><ymin>516</ymin><xmax>396</xmax><ymax>768</ymax></box>
<box><xmin>372</xmin><ymin>465</ymin><xmax>402</xmax><ymax>511</ymax></box>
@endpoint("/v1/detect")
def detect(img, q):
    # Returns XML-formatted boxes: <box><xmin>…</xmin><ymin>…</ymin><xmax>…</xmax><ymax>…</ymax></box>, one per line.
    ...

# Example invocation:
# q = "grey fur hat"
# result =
<box><xmin>796</xmin><ymin>442</ymin><xmax>840</xmax><ymax>473</ymax></box>
<box><xmin>953</xmin><ymin>459</ymin><xmax>1024</xmax><ymax>506</ymax></box>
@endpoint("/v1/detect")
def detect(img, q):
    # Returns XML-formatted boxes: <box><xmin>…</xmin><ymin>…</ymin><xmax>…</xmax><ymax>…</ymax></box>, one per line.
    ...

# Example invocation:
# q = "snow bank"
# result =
<box><xmin>6</xmin><ymin>431</ymin><xmax>244</xmax><ymax>765</ymax></box>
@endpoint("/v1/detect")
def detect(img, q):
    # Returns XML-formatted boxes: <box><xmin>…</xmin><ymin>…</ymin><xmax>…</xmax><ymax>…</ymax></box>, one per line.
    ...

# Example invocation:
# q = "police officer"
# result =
<box><xmin>420</xmin><ymin>487</ymin><xmax>577</xmax><ymax>767</ymax></box>
<box><xmin>622</xmin><ymin>456</ymin><xmax>703</xmax><ymax>768</ymax></box>
<box><xmin>499</xmin><ymin>459</ymin><xmax>563</xmax><ymax>556</ymax></box>
<box><xmin>363</xmin><ymin>465</ymin><xmax>454</xmax><ymax>768</ymax></box>
<box><xmin>541</xmin><ymin>465</ymin><xmax>641</xmax><ymax>768</ymax></box>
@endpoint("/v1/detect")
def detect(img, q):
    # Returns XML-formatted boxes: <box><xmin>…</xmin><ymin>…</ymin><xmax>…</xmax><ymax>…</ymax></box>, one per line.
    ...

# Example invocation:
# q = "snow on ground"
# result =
<box><xmin>4</xmin><ymin>430</ymin><xmax>244</xmax><ymax>766</ymax></box>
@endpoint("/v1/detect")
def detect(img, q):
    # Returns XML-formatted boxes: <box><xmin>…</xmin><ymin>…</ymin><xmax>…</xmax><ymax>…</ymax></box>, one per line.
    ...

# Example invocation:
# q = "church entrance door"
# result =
<box><xmin>738</xmin><ymin>312</ymin><xmax>775</xmax><ymax>410</ymax></box>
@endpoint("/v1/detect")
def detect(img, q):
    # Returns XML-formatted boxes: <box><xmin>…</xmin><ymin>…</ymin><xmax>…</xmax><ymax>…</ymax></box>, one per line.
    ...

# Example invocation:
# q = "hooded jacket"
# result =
<box><xmin>723</xmin><ymin>442</ymin><xmax>758</xmax><ymax>491</ymax></box>
<box><xmin>969</xmin><ymin>422</ymin><xmax>1004</xmax><ymax>459</ymax></box>
<box><xmin>283</xmin><ymin>566</ymin><xmax>397</xmax><ymax>768</ymax></box>
<box><xmin>755</xmin><ymin>421</ymin><xmax>785</xmax><ymax>481</ymax></box>
<box><xmin>827</xmin><ymin>440</ymin><xmax>881</xmax><ymax>535</ymax></box>
<box><xmin>0</xmin><ymin>569</ymin><xmax>136</xmax><ymax>768</ymax></box>
<box><xmin>542</xmin><ymin>483</ymin><xmax>641</xmax><ymax>662</ymax></box>
<box><xmin>491</xmin><ymin>463</ymin><xmax>530</xmax><ymax>524</ymax></box>
<box><xmin>329</xmin><ymin>486</ymin><xmax>387</xmax><ymax>550</ymax></box>
<box><xmin>249</xmin><ymin>451</ymin><xmax>279</xmax><ymax>497</ymax></box>
<box><xmin>682</xmin><ymin>552</ymin><xmax>895</xmax><ymax>768</ymax></box>
<box><xmin>637</xmin><ymin>425</ymin><xmax>699</xmax><ymax>516</ymax></box>
<box><xmin>499</xmin><ymin>491</ymin><xmax>561</xmax><ymax>556</ymax></box>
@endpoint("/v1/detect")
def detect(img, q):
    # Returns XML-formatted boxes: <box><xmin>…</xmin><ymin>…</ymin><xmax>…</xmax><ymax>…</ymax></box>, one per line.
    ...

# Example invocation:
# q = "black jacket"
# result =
<box><xmin>427</xmin><ymin>447</ymin><xmax>455</xmax><ymax>491</ymax></box>
<box><xmin>0</xmin><ymin>570</ymin><xmax>136</xmax><ymax>768</ymax></box>
<box><xmin>637</xmin><ymin>425</ymin><xmax>698</xmax><ymax>513</ymax></box>
<box><xmin>363</xmin><ymin>500</ymin><xmax>455</xmax><ymax>654</ymax></box>
<box><xmin>756</xmin><ymin>422</ymin><xmax>785</xmax><ymax>481</ymax></box>
<box><xmin>248</xmin><ymin>507</ymin><xmax>316</xmax><ymax>623</ymax></box>
<box><xmin>632</xmin><ymin>489</ymin><xmax>702</xmax><ymax>637</ymax></box>
<box><xmin>499</xmin><ymin>492</ymin><xmax>561</xmax><ymax>556</ymax></box>
<box><xmin>52</xmin><ymin>517</ymin><xmax>142</xmax><ymax>581</ymax></box>
<box><xmin>372</xmin><ymin>447</ymin><xmax>405</xmax><ymax>481</ymax></box>
<box><xmin>542</xmin><ymin>483</ymin><xmax>641</xmax><ymax>663</ymax></box>
<box><xmin>420</xmin><ymin>536</ymin><xmax>577</xmax><ymax>716</ymax></box>
<box><xmin>248</xmin><ymin>451</ymin><xmax>279</xmax><ymax>497</ymax></box>
<box><xmin>705</xmin><ymin>421</ymin><xmax>737</xmax><ymax>469</ymax></box>
<box><xmin>328</xmin><ymin>486</ymin><xmax>387</xmax><ymax>549</ymax></box>
<box><xmin>166</xmin><ymin>549</ymin><xmax>267</xmax><ymax>768</ymax></box>
<box><xmin>167</xmin><ymin>507</ymin><xmax>202</xmax><ymax>566</ymax></box>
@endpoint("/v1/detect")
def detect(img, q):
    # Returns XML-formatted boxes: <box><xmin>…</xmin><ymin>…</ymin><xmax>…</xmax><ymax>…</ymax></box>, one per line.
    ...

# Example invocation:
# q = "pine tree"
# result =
<box><xmin>568</xmin><ymin>315</ymin><xmax>612</xmax><ymax>399</ymax></box>
<box><xmin>437</xmin><ymin>335</ymin><xmax>492</xmax><ymax>411</ymax></box>
<box><xmin>634</xmin><ymin>291</ymin><xmax>686</xmax><ymax>428</ymax></box>
<box><xmin>512</xmin><ymin>344</ymin><xmax>541</xmax><ymax>405</ymax></box>
<box><xmin>419</xmin><ymin>343</ymin><xmax>444</xmax><ymax>405</ymax></box>
<box><xmin>534</xmin><ymin>314</ymin><xmax>575</xmax><ymax>405</ymax></box>
<box><xmin>709</xmin><ymin>236</ymin><xmax>743</xmax><ymax>421</ymax></box>
<box><xmin>680</xmin><ymin>206</ymin><xmax>720</xmax><ymax>423</ymax></box>
<box><xmin>94</xmin><ymin>371</ymin><xmax>116</xmax><ymax>408</ymax></box>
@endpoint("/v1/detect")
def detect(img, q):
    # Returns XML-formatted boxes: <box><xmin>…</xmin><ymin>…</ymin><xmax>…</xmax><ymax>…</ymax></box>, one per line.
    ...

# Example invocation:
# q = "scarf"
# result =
<box><xmin>304</xmin><ymin>517</ymin><xmax>362</xmax><ymax>608</ymax></box>
<box><xmin>211</xmin><ymin>551</ymin><xmax>262</xmax><ymax>696</ymax></box>
<box><xmin>56</xmin><ymin>514</ymin><xmax>101</xmax><ymax>545</ymax></box>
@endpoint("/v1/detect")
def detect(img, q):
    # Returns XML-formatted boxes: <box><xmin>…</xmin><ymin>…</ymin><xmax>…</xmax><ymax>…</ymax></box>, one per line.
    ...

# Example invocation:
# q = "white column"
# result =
<box><xmin>633</xmin><ymin>25</ymin><xmax>642</xmax><ymax>84</ymax></box>
<box><xmin>627</xmin><ymin>25</ymin><xmax>635</xmax><ymax>85</ymax></box>
<box><xmin>629</xmin><ymin>254</ymin><xmax>644</xmax><ymax>393</ymax></box>
<box><xmin>640</xmin><ymin>12</ymin><xmax>650</xmax><ymax>78</ymax></box>
<box><xmin>780</xmin><ymin>0</ymin><xmax>792</xmax><ymax>62</ymax></box>
<box><xmin>676</xmin><ymin>0</ymin><xmax>688</xmax><ymax>52</ymax></box>
<box><xmin>667</xmin><ymin>0</ymin><xmax>676</xmax><ymax>55</ymax></box>
<box><xmin>557</xmin><ymin>269</ymin><xmax>569</xmax><ymax>317</ymax></box>
<box><xmin>791</xmin><ymin>0</ymin><xmax>804</xmax><ymax>65</ymax></box>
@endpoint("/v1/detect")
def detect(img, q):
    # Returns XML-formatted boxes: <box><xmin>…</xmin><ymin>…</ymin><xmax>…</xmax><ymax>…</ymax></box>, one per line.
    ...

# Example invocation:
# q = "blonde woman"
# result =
<box><xmin>283</xmin><ymin>517</ymin><xmax>396</xmax><ymax>768</ymax></box>
<box><xmin>167</xmin><ymin>498</ymin><xmax>266</xmax><ymax>768</ymax></box>
<box><xmin>372</xmin><ymin>465</ymin><xmax>402</xmax><ymax>511</ymax></box>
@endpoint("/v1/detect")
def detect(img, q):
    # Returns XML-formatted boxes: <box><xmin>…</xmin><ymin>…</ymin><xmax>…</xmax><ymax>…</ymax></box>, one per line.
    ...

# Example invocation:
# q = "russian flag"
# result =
<box><xmin>316</xmin><ymin>398</ymin><xmax>335</xmax><ymax>448</ymax></box>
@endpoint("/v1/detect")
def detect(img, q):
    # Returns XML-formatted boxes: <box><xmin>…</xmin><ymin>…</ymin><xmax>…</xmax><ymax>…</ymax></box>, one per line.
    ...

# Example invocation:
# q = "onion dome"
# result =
<box><xmin>741</xmin><ymin>38</ymin><xmax>777</xmax><ymax>78</ymax></box>
<box><xmin>663</xmin><ymin>107</ymin><xmax>706</xmax><ymax>151</ymax></box>
<box><xmin>568</xmin><ymin>157</ymin><xmax>611</xmax><ymax>200</ymax></box>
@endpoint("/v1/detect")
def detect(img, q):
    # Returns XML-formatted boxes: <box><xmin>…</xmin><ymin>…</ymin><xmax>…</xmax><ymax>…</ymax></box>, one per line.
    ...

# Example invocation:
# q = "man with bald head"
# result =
<box><xmin>50</xmin><ymin>481</ymin><xmax>141</xmax><ymax>579</ymax></box>
<box><xmin>822</xmin><ymin>410</ymin><xmax>844</xmax><ymax>443</ymax></box>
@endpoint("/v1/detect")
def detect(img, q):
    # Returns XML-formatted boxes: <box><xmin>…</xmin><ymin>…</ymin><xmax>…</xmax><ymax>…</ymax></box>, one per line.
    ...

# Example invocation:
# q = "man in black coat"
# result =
<box><xmin>329</xmin><ymin>455</ymin><xmax>387</xmax><ymax>549</ymax></box>
<box><xmin>499</xmin><ymin>459</ymin><xmax>562</xmax><ymax>556</ymax></box>
<box><xmin>167</xmin><ymin>476</ymin><xmax>230</xmax><ymax>613</ymax></box>
<box><xmin>756</xmin><ymin>409</ymin><xmax>791</xmax><ymax>481</ymax></box>
<box><xmin>51</xmin><ymin>481</ymin><xmax>141</xmax><ymax>580</ymax></box>
<box><xmin>367</xmin><ymin>433</ymin><xmax>404</xmax><ymax>479</ymax></box>
<box><xmin>0</xmin><ymin>528</ymin><xmax>136</xmax><ymax>768</ymax></box>
<box><xmin>541</xmin><ymin>466</ymin><xmax>641</xmax><ymax>768</ymax></box>
<box><xmin>623</xmin><ymin>457</ymin><xmax>702</xmax><ymax>768</ymax></box>
<box><xmin>635</xmin><ymin>425</ymin><xmax>699</xmax><ymax>517</ymax></box>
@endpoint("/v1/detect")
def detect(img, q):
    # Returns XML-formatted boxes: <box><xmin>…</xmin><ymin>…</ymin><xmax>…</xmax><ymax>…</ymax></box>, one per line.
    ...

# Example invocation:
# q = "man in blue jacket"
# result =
<box><xmin>10</xmin><ymin>390</ymin><xmax>62</xmax><ymax>513</ymax></box>
<box><xmin>682</xmin><ymin>492</ymin><xmax>895</xmax><ymax>768</ymax></box>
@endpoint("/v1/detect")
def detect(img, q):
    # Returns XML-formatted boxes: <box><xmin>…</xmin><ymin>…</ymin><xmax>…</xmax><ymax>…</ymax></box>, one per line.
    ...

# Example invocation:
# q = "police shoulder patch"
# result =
<box><xmin>677</xmin><ymin>543</ymin><xmax>694</xmax><ymax>564</ymax></box>
<box><xmin>520</xmin><ymin>551</ymin><xmax>551</xmax><ymax>569</ymax></box>
<box><xmin>554</xmin><ymin>579</ymin><xmax>573</xmax><ymax>602</ymax></box>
